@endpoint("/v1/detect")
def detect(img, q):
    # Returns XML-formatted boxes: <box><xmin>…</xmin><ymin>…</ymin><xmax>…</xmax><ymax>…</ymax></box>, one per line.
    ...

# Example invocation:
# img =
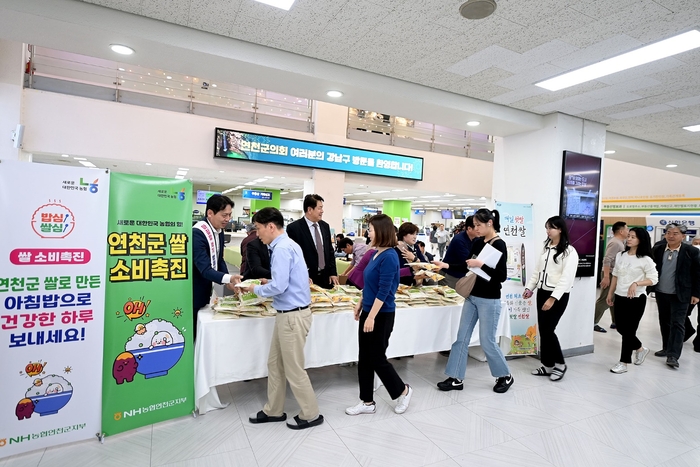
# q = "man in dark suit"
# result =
<box><xmin>651</xmin><ymin>223</ymin><xmax>700</xmax><ymax>368</ymax></box>
<box><xmin>243</xmin><ymin>237</ymin><xmax>272</xmax><ymax>280</ymax></box>
<box><xmin>192</xmin><ymin>194</ymin><xmax>235</xmax><ymax>337</ymax></box>
<box><xmin>286</xmin><ymin>194</ymin><xmax>338</xmax><ymax>289</ymax></box>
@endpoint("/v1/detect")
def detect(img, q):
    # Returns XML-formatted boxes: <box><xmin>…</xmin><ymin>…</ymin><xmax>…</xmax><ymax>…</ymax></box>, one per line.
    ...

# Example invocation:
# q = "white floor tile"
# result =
<box><xmin>158</xmin><ymin>448</ymin><xmax>258</xmax><ymax>467</ymax></box>
<box><xmin>452</xmin><ymin>439</ymin><xmax>555</xmax><ymax>467</ymax></box>
<box><xmin>0</xmin><ymin>450</ymin><xmax>45</xmax><ymax>467</ymax></box>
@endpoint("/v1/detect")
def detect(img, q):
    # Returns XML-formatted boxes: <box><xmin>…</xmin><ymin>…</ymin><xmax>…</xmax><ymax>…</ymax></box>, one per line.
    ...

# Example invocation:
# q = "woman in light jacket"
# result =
<box><xmin>606</xmin><ymin>227</ymin><xmax>658</xmax><ymax>374</ymax></box>
<box><xmin>524</xmin><ymin>216</ymin><xmax>578</xmax><ymax>381</ymax></box>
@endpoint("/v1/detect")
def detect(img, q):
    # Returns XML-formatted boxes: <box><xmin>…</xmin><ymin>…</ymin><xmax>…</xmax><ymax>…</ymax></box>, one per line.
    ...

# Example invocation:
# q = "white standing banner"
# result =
<box><xmin>495</xmin><ymin>201</ymin><xmax>538</xmax><ymax>356</ymax></box>
<box><xmin>0</xmin><ymin>160</ymin><xmax>109</xmax><ymax>458</ymax></box>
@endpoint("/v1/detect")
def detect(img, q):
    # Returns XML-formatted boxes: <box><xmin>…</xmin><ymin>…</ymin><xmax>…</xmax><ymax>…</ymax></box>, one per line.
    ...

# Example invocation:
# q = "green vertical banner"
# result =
<box><xmin>101</xmin><ymin>173</ymin><xmax>193</xmax><ymax>436</ymax></box>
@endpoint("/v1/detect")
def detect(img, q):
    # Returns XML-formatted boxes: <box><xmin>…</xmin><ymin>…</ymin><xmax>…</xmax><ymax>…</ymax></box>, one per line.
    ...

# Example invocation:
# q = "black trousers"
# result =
<box><xmin>656</xmin><ymin>292</ymin><xmax>688</xmax><ymax>358</ymax></box>
<box><xmin>537</xmin><ymin>289</ymin><xmax>569</xmax><ymax>367</ymax></box>
<box><xmin>357</xmin><ymin>312</ymin><xmax>405</xmax><ymax>402</ymax></box>
<box><xmin>311</xmin><ymin>269</ymin><xmax>334</xmax><ymax>289</ymax></box>
<box><xmin>613</xmin><ymin>294</ymin><xmax>647</xmax><ymax>363</ymax></box>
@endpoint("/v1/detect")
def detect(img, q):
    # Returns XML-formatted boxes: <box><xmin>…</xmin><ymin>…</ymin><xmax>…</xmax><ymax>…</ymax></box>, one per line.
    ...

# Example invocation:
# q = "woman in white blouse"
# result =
<box><xmin>606</xmin><ymin>227</ymin><xmax>658</xmax><ymax>374</ymax></box>
<box><xmin>524</xmin><ymin>216</ymin><xmax>578</xmax><ymax>381</ymax></box>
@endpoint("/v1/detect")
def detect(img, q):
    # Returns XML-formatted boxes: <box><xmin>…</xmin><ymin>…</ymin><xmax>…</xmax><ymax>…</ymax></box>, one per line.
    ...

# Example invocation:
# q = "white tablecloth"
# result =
<box><xmin>195</xmin><ymin>303</ymin><xmax>510</xmax><ymax>413</ymax></box>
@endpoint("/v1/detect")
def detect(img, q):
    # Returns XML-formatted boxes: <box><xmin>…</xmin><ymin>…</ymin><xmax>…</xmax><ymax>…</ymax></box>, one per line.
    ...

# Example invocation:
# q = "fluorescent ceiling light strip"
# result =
<box><xmin>683</xmin><ymin>124</ymin><xmax>700</xmax><ymax>132</ymax></box>
<box><xmin>536</xmin><ymin>30</ymin><xmax>700</xmax><ymax>91</ymax></box>
<box><xmin>254</xmin><ymin>0</ymin><xmax>295</xmax><ymax>10</ymax></box>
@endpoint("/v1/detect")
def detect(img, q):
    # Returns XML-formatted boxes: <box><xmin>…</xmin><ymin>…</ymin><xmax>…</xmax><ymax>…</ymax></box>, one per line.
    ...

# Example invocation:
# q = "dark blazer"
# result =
<box><xmin>651</xmin><ymin>242</ymin><xmax>700</xmax><ymax>303</ymax></box>
<box><xmin>192</xmin><ymin>226</ymin><xmax>228</xmax><ymax>313</ymax></box>
<box><xmin>239</xmin><ymin>230</ymin><xmax>258</xmax><ymax>275</ymax></box>
<box><xmin>244</xmin><ymin>238</ymin><xmax>271</xmax><ymax>280</ymax></box>
<box><xmin>286</xmin><ymin>217</ymin><xmax>338</xmax><ymax>278</ymax></box>
<box><xmin>396</xmin><ymin>244</ymin><xmax>427</xmax><ymax>286</ymax></box>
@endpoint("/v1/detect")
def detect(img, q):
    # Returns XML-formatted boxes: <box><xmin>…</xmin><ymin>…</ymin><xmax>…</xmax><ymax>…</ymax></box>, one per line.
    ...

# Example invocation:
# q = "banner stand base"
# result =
<box><xmin>96</xmin><ymin>433</ymin><xmax>105</xmax><ymax>444</ymax></box>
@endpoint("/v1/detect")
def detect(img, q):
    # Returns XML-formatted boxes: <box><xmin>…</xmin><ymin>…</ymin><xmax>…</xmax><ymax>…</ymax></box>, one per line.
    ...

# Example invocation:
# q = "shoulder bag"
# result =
<box><xmin>454</xmin><ymin>236</ymin><xmax>500</xmax><ymax>298</ymax></box>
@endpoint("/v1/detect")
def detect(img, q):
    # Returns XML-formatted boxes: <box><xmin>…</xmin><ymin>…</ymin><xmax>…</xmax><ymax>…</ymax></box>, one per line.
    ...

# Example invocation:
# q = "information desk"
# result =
<box><xmin>195</xmin><ymin>304</ymin><xmax>510</xmax><ymax>414</ymax></box>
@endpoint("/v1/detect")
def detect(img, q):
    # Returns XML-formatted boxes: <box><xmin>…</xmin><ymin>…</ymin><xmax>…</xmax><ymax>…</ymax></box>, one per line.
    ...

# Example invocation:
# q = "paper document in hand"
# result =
<box><xmin>469</xmin><ymin>242</ymin><xmax>503</xmax><ymax>281</ymax></box>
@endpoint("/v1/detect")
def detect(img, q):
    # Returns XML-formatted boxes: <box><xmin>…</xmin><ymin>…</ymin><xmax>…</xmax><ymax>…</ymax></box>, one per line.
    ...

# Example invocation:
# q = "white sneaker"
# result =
<box><xmin>635</xmin><ymin>347</ymin><xmax>650</xmax><ymax>365</ymax></box>
<box><xmin>395</xmin><ymin>385</ymin><xmax>413</xmax><ymax>414</ymax></box>
<box><xmin>610</xmin><ymin>362</ymin><xmax>628</xmax><ymax>374</ymax></box>
<box><xmin>345</xmin><ymin>401</ymin><xmax>376</xmax><ymax>416</ymax></box>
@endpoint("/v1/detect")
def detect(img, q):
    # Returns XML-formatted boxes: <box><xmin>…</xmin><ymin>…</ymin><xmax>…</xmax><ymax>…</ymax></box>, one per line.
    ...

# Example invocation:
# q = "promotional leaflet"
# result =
<box><xmin>495</xmin><ymin>201</ymin><xmax>538</xmax><ymax>356</ymax></box>
<box><xmin>102</xmin><ymin>174</ymin><xmax>194</xmax><ymax>436</ymax></box>
<box><xmin>0</xmin><ymin>161</ymin><xmax>109</xmax><ymax>458</ymax></box>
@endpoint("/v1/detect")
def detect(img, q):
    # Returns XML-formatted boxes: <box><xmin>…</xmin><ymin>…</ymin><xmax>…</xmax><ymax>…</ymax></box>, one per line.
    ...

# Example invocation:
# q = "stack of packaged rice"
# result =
<box><xmin>408</xmin><ymin>262</ymin><xmax>445</xmax><ymax>283</ymax></box>
<box><xmin>394</xmin><ymin>284</ymin><xmax>462</xmax><ymax>308</ymax></box>
<box><xmin>211</xmin><ymin>280</ymin><xmax>277</xmax><ymax>318</ymax></box>
<box><xmin>310</xmin><ymin>284</ymin><xmax>360</xmax><ymax>313</ymax></box>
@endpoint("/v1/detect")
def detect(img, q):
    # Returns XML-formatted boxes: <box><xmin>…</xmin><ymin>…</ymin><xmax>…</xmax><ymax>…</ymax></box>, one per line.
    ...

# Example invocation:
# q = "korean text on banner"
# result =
<box><xmin>495</xmin><ymin>202</ymin><xmax>538</xmax><ymax>356</ymax></box>
<box><xmin>0</xmin><ymin>160</ymin><xmax>109</xmax><ymax>458</ymax></box>
<box><xmin>102</xmin><ymin>174</ymin><xmax>194</xmax><ymax>436</ymax></box>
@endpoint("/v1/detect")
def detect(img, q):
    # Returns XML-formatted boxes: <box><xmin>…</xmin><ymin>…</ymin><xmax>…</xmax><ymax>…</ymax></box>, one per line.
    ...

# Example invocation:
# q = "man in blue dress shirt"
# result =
<box><xmin>233</xmin><ymin>207</ymin><xmax>324</xmax><ymax>430</ymax></box>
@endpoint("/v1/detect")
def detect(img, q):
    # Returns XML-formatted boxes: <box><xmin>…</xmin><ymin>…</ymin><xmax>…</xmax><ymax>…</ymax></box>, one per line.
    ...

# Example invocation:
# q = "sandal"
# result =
<box><xmin>531</xmin><ymin>366</ymin><xmax>551</xmax><ymax>376</ymax></box>
<box><xmin>249</xmin><ymin>410</ymin><xmax>287</xmax><ymax>424</ymax></box>
<box><xmin>550</xmin><ymin>366</ymin><xmax>567</xmax><ymax>381</ymax></box>
<box><xmin>286</xmin><ymin>414</ymin><xmax>324</xmax><ymax>430</ymax></box>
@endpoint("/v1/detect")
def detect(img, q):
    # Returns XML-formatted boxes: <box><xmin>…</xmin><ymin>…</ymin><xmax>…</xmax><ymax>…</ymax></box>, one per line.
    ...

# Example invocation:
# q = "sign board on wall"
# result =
<box><xmin>215</xmin><ymin>128</ymin><xmax>424</xmax><ymax>181</ymax></box>
<box><xmin>0</xmin><ymin>161</ymin><xmax>109</xmax><ymax>458</ymax></box>
<box><xmin>242</xmin><ymin>189</ymin><xmax>272</xmax><ymax>200</ymax></box>
<box><xmin>196</xmin><ymin>191</ymin><xmax>219</xmax><ymax>205</ymax></box>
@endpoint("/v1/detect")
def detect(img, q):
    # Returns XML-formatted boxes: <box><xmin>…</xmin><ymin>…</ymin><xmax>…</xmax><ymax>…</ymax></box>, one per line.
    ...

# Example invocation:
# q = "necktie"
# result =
<box><xmin>313</xmin><ymin>223</ymin><xmax>325</xmax><ymax>270</ymax></box>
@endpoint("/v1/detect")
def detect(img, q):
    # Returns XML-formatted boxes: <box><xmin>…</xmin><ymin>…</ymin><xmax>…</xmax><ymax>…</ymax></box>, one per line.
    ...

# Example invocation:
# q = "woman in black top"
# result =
<box><xmin>436</xmin><ymin>209</ymin><xmax>514</xmax><ymax>394</ymax></box>
<box><xmin>395</xmin><ymin>222</ymin><xmax>427</xmax><ymax>286</ymax></box>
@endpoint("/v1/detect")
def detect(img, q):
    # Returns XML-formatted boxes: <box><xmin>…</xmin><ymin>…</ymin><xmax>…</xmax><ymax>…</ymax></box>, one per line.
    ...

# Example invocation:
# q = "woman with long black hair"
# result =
<box><xmin>437</xmin><ymin>209</ymin><xmax>514</xmax><ymax>394</ymax></box>
<box><xmin>606</xmin><ymin>228</ymin><xmax>658</xmax><ymax>374</ymax></box>
<box><xmin>524</xmin><ymin>216</ymin><xmax>578</xmax><ymax>381</ymax></box>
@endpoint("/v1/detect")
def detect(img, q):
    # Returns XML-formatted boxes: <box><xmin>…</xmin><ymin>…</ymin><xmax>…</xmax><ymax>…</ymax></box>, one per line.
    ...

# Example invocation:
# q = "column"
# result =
<box><xmin>493</xmin><ymin>113</ymin><xmax>606</xmax><ymax>357</ymax></box>
<box><xmin>382</xmin><ymin>200</ymin><xmax>412</xmax><ymax>225</ymax></box>
<box><xmin>0</xmin><ymin>39</ymin><xmax>25</xmax><ymax>161</ymax></box>
<box><xmin>303</xmin><ymin>169</ymin><xmax>345</xmax><ymax>234</ymax></box>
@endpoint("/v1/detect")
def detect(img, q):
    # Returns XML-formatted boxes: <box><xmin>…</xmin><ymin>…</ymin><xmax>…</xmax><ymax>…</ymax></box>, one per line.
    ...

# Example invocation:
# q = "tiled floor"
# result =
<box><xmin>5</xmin><ymin>299</ymin><xmax>700</xmax><ymax>467</ymax></box>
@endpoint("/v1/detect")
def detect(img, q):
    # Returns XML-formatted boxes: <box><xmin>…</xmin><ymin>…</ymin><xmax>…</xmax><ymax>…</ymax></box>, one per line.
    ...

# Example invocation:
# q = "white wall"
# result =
<box><xmin>0</xmin><ymin>39</ymin><xmax>23</xmax><ymax>161</ymax></box>
<box><xmin>21</xmin><ymin>92</ymin><xmax>494</xmax><ymax>216</ymax></box>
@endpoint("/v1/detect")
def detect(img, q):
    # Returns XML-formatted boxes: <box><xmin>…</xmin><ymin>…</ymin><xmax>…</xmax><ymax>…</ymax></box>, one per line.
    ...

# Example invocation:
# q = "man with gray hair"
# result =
<box><xmin>651</xmin><ymin>223</ymin><xmax>700</xmax><ymax>369</ymax></box>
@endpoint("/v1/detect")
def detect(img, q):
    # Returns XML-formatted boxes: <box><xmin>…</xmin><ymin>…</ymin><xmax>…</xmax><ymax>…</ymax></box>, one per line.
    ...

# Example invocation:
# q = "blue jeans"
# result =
<box><xmin>445</xmin><ymin>295</ymin><xmax>510</xmax><ymax>380</ymax></box>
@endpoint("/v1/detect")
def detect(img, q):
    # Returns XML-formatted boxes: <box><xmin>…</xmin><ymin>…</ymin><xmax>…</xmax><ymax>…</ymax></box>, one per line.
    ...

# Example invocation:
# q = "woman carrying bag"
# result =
<box><xmin>436</xmin><ymin>209</ymin><xmax>514</xmax><ymax>394</ymax></box>
<box><xmin>606</xmin><ymin>227</ymin><xmax>658</xmax><ymax>374</ymax></box>
<box><xmin>524</xmin><ymin>216</ymin><xmax>578</xmax><ymax>381</ymax></box>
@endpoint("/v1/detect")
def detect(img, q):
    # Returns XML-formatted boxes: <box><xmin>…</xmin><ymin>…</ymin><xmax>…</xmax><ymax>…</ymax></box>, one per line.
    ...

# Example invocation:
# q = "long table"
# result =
<box><xmin>195</xmin><ymin>304</ymin><xmax>510</xmax><ymax>414</ymax></box>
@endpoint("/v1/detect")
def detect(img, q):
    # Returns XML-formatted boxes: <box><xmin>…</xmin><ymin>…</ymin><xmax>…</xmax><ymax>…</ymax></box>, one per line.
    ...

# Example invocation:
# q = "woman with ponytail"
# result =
<box><xmin>437</xmin><ymin>209</ymin><xmax>514</xmax><ymax>394</ymax></box>
<box><xmin>524</xmin><ymin>216</ymin><xmax>578</xmax><ymax>381</ymax></box>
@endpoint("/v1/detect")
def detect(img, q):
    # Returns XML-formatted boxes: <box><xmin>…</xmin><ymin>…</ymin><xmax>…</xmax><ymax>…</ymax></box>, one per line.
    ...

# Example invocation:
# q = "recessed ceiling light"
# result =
<box><xmin>219</xmin><ymin>170</ymin><xmax>225</xmax><ymax>173</ymax></box>
<box><xmin>371</xmin><ymin>190</ymin><xmax>390</xmax><ymax>194</ymax></box>
<box><xmin>354</xmin><ymin>192</ymin><xmax>369</xmax><ymax>195</ymax></box>
<box><xmin>178</xmin><ymin>167</ymin><xmax>189</xmax><ymax>171</ymax></box>
<box><xmin>145</xmin><ymin>163</ymin><xmax>152</xmax><ymax>166</ymax></box>
<box><xmin>110</xmin><ymin>44</ymin><xmax>134</xmax><ymax>55</ymax></box>
<box><xmin>176</xmin><ymin>170</ymin><xmax>188</xmax><ymax>176</ymax></box>
<box><xmin>536</xmin><ymin>30</ymin><xmax>700</xmax><ymax>91</ymax></box>
<box><xmin>326</xmin><ymin>90</ymin><xmax>343</xmax><ymax>98</ymax></box>
<box><xmin>175</xmin><ymin>175</ymin><xmax>185</xmax><ymax>179</ymax></box>
<box><xmin>264</xmin><ymin>176</ymin><xmax>274</xmax><ymax>179</ymax></box>
<box><xmin>212</xmin><ymin>84</ymin><xmax>217</xmax><ymax>88</ymax></box>
<box><xmin>467</xmin><ymin>121</ymin><xmax>480</xmax><ymax>127</ymax></box>
<box><xmin>480</xmin><ymin>197</ymin><xmax>487</xmax><ymax>200</ymax></box>
<box><xmin>166</xmin><ymin>76</ymin><xmax>172</xmax><ymax>79</ymax></box>
<box><xmin>61</xmin><ymin>154</ymin><xmax>69</xmax><ymax>158</ymax></box>
<box><xmin>683</xmin><ymin>124</ymin><xmax>700</xmax><ymax>132</ymax></box>
<box><xmin>118</xmin><ymin>67</ymin><xmax>125</xmax><ymax>72</ymax></box>
<box><xmin>666</xmin><ymin>164</ymin><xmax>678</xmax><ymax>168</ymax></box>
<box><xmin>73</xmin><ymin>157</ymin><xmax>86</xmax><ymax>161</ymax></box>
<box><xmin>604</xmin><ymin>150</ymin><xmax>616</xmax><ymax>154</ymax></box>
<box><xmin>78</xmin><ymin>161</ymin><xmax>96</xmax><ymax>168</ymax></box>
<box><xmin>254</xmin><ymin>0</ymin><xmax>296</xmax><ymax>10</ymax></box>
<box><xmin>280</xmin><ymin>191</ymin><xmax>289</xmax><ymax>195</ymax></box>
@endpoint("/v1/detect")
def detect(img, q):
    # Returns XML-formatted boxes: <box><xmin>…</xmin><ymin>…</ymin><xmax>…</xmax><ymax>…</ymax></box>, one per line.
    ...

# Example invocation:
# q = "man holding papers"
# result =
<box><xmin>433</xmin><ymin>209</ymin><xmax>514</xmax><ymax>393</ymax></box>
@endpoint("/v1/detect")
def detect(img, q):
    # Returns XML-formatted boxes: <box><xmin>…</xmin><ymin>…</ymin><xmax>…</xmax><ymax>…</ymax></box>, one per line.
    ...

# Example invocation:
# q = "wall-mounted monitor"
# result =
<box><xmin>559</xmin><ymin>150</ymin><xmax>602</xmax><ymax>277</ymax></box>
<box><xmin>441</xmin><ymin>210</ymin><xmax>453</xmax><ymax>219</ymax></box>
<box><xmin>214</xmin><ymin>128</ymin><xmax>424</xmax><ymax>181</ymax></box>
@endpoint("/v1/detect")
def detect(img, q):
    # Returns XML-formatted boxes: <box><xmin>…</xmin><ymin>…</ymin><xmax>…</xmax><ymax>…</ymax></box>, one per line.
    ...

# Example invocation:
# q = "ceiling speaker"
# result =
<box><xmin>459</xmin><ymin>0</ymin><xmax>497</xmax><ymax>20</ymax></box>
